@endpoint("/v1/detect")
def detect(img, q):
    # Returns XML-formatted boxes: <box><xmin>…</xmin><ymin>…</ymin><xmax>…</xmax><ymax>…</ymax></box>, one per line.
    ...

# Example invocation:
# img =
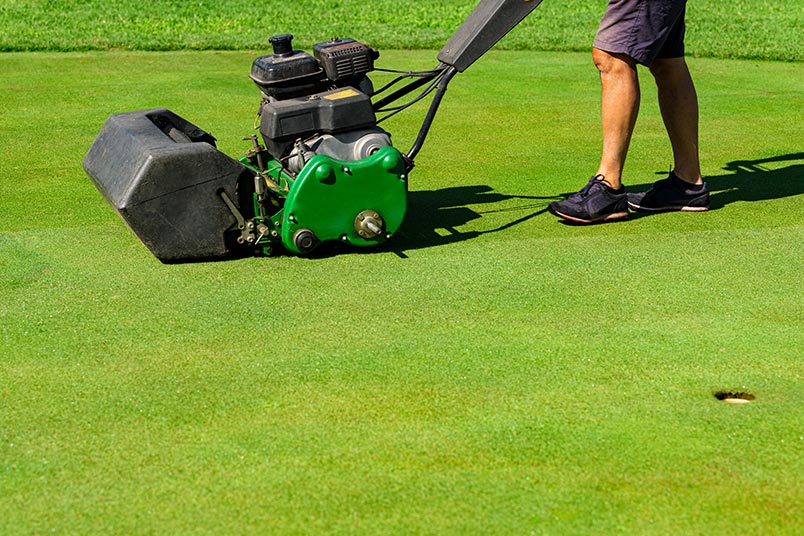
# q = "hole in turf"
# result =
<box><xmin>714</xmin><ymin>391</ymin><xmax>755</xmax><ymax>404</ymax></box>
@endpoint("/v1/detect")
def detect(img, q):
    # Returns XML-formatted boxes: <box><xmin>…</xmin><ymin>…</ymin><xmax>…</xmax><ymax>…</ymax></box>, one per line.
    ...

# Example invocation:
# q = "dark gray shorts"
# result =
<box><xmin>593</xmin><ymin>0</ymin><xmax>687</xmax><ymax>66</ymax></box>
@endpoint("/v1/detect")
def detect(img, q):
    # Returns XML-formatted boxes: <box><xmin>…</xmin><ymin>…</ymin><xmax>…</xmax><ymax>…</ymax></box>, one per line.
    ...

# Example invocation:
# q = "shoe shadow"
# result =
<box><xmin>630</xmin><ymin>152</ymin><xmax>804</xmax><ymax>213</ymax></box>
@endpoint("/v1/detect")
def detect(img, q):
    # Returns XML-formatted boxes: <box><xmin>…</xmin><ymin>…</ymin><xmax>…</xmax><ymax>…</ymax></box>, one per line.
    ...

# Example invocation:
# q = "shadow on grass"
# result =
<box><xmin>707</xmin><ymin>153</ymin><xmax>804</xmax><ymax>209</ymax></box>
<box><xmin>380</xmin><ymin>185</ymin><xmax>561</xmax><ymax>256</ymax></box>
<box><xmin>628</xmin><ymin>152</ymin><xmax>804</xmax><ymax>214</ymax></box>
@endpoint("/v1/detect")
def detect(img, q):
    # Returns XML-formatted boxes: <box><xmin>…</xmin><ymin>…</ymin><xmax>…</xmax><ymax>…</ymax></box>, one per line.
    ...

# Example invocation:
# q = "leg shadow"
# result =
<box><xmin>707</xmin><ymin>153</ymin><xmax>804</xmax><ymax>209</ymax></box>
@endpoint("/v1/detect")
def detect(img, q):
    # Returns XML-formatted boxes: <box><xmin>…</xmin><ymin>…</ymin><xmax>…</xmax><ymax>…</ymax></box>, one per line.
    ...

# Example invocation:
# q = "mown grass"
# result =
<box><xmin>1</xmin><ymin>48</ymin><xmax>804</xmax><ymax>533</ymax></box>
<box><xmin>1</xmin><ymin>0</ymin><xmax>802</xmax><ymax>61</ymax></box>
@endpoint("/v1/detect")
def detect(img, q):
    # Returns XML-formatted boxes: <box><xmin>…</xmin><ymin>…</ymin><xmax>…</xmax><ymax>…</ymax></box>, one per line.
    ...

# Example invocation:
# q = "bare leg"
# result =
<box><xmin>650</xmin><ymin>57</ymin><xmax>703</xmax><ymax>185</ymax></box>
<box><xmin>593</xmin><ymin>48</ymin><xmax>640</xmax><ymax>190</ymax></box>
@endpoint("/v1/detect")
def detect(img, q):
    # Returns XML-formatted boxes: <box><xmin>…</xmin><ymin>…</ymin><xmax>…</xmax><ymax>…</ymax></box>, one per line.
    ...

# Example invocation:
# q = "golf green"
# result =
<box><xmin>1</xmin><ymin>50</ymin><xmax>803</xmax><ymax>533</ymax></box>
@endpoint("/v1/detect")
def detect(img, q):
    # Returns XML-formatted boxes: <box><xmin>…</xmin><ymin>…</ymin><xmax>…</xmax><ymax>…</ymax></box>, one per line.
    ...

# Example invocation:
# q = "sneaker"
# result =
<box><xmin>627</xmin><ymin>172</ymin><xmax>710</xmax><ymax>212</ymax></box>
<box><xmin>549</xmin><ymin>175</ymin><xmax>629</xmax><ymax>224</ymax></box>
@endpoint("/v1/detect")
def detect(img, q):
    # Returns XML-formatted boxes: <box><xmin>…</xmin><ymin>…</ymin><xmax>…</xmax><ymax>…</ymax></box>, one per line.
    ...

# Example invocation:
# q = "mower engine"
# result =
<box><xmin>253</xmin><ymin>34</ymin><xmax>388</xmax><ymax>168</ymax></box>
<box><xmin>238</xmin><ymin>34</ymin><xmax>407</xmax><ymax>255</ymax></box>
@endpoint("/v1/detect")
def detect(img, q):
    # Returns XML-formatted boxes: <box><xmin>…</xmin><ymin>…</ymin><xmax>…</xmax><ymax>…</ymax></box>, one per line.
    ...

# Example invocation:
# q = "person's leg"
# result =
<box><xmin>546</xmin><ymin>48</ymin><xmax>638</xmax><ymax>224</ymax></box>
<box><xmin>650</xmin><ymin>57</ymin><xmax>702</xmax><ymax>185</ymax></box>
<box><xmin>623</xmin><ymin>4</ymin><xmax>709</xmax><ymax>213</ymax></box>
<box><xmin>626</xmin><ymin>55</ymin><xmax>709</xmax><ymax>212</ymax></box>
<box><xmin>593</xmin><ymin>48</ymin><xmax>641</xmax><ymax>190</ymax></box>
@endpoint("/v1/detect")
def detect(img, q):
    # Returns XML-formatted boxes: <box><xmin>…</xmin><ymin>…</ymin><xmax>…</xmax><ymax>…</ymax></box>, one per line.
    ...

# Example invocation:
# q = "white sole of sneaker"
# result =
<box><xmin>551</xmin><ymin>209</ymin><xmax>629</xmax><ymax>224</ymax></box>
<box><xmin>628</xmin><ymin>202</ymin><xmax>709</xmax><ymax>213</ymax></box>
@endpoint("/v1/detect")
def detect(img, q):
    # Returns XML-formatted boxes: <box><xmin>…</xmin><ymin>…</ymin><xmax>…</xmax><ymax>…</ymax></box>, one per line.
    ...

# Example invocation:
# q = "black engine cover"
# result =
<box><xmin>259</xmin><ymin>87</ymin><xmax>377</xmax><ymax>157</ymax></box>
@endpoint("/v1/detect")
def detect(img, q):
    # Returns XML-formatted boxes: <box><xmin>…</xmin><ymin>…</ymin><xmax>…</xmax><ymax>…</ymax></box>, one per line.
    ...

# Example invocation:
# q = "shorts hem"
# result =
<box><xmin>592</xmin><ymin>38</ymin><xmax>650</xmax><ymax>66</ymax></box>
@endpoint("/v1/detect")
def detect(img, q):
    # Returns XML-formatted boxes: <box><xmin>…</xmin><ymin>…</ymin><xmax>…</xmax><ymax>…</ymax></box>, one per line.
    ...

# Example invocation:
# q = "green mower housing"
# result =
<box><xmin>240</xmin><ymin>146</ymin><xmax>408</xmax><ymax>256</ymax></box>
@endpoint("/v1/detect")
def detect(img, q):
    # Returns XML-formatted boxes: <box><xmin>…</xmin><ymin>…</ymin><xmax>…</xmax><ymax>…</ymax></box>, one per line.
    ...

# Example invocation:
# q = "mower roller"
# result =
<box><xmin>83</xmin><ymin>0</ymin><xmax>544</xmax><ymax>262</ymax></box>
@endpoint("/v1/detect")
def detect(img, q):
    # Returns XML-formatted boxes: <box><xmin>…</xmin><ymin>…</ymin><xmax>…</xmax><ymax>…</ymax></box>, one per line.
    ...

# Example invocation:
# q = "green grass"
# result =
<box><xmin>1</xmin><ymin>49</ymin><xmax>804</xmax><ymax>533</ymax></box>
<box><xmin>1</xmin><ymin>0</ymin><xmax>803</xmax><ymax>61</ymax></box>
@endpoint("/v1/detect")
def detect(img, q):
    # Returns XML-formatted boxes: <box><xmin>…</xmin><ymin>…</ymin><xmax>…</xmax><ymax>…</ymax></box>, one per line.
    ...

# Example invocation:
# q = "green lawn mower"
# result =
<box><xmin>83</xmin><ymin>0</ymin><xmax>544</xmax><ymax>262</ymax></box>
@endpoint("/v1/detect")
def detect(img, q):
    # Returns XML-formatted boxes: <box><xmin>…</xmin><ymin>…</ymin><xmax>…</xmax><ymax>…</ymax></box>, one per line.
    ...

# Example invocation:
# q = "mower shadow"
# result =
<box><xmin>379</xmin><ymin>185</ymin><xmax>561</xmax><ymax>256</ymax></box>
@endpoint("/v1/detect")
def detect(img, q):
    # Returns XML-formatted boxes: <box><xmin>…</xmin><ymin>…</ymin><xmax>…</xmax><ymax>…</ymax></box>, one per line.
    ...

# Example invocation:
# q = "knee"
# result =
<box><xmin>593</xmin><ymin>48</ymin><xmax>637</xmax><ymax>77</ymax></box>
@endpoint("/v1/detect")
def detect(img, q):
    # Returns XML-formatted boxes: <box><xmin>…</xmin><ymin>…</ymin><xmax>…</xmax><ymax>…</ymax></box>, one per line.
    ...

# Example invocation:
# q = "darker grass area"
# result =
<box><xmin>0</xmin><ymin>0</ymin><xmax>802</xmax><ymax>61</ymax></box>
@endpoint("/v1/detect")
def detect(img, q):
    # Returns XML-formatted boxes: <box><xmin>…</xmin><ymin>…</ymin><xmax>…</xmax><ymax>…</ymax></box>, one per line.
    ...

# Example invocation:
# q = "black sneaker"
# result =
<box><xmin>627</xmin><ymin>172</ymin><xmax>710</xmax><ymax>212</ymax></box>
<box><xmin>549</xmin><ymin>175</ymin><xmax>629</xmax><ymax>224</ymax></box>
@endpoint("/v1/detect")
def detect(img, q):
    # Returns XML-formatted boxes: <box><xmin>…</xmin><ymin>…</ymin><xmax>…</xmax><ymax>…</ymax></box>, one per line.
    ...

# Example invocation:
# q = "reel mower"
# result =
<box><xmin>83</xmin><ymin>0</ymin><xmax>544</xmax><ymax>262</ymax></box>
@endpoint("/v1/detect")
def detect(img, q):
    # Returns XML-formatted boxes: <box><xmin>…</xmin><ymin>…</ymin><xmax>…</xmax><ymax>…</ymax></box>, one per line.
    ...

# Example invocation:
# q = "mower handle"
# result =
<box><xmin>405</xmin><ymin>0</ymin><xmax>543</xmax><ymax>165</ymax></box>
<box><xmin>438</xmin><ymin>0</ymin><xmax>544</xmax><ymax>72</ymax></box>
<box><xmin>405</xmin><ymin>65</ymin><xmax>458</xmax><ymax>164</ymax></box>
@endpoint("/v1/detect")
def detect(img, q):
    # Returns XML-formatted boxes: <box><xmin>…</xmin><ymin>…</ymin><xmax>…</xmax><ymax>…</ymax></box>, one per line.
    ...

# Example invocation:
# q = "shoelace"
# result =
<box><xmin>567</xmin><ymin>175</ymin><xmax>606</xmax><ymax>202</ymax></box>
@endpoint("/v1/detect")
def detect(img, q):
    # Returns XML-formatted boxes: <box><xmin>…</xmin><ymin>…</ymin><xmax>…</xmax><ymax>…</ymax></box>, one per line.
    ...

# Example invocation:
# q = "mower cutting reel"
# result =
<box><xmin>83</xmin><ymin>0</ymin><xmax>543</xmax><ymax>262</ymax></box>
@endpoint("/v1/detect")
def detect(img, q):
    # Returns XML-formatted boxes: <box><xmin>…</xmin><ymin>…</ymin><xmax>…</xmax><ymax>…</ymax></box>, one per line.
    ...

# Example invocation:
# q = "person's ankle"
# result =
<box><xmin>597</xmin><ymin>174</ymin><xmax>623</xmax><ymax>191</ymax></box>
<box><xmin>672</xmin><ymin>170</ymin><xmax>703</xmax><ymax>186</ymax></box>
